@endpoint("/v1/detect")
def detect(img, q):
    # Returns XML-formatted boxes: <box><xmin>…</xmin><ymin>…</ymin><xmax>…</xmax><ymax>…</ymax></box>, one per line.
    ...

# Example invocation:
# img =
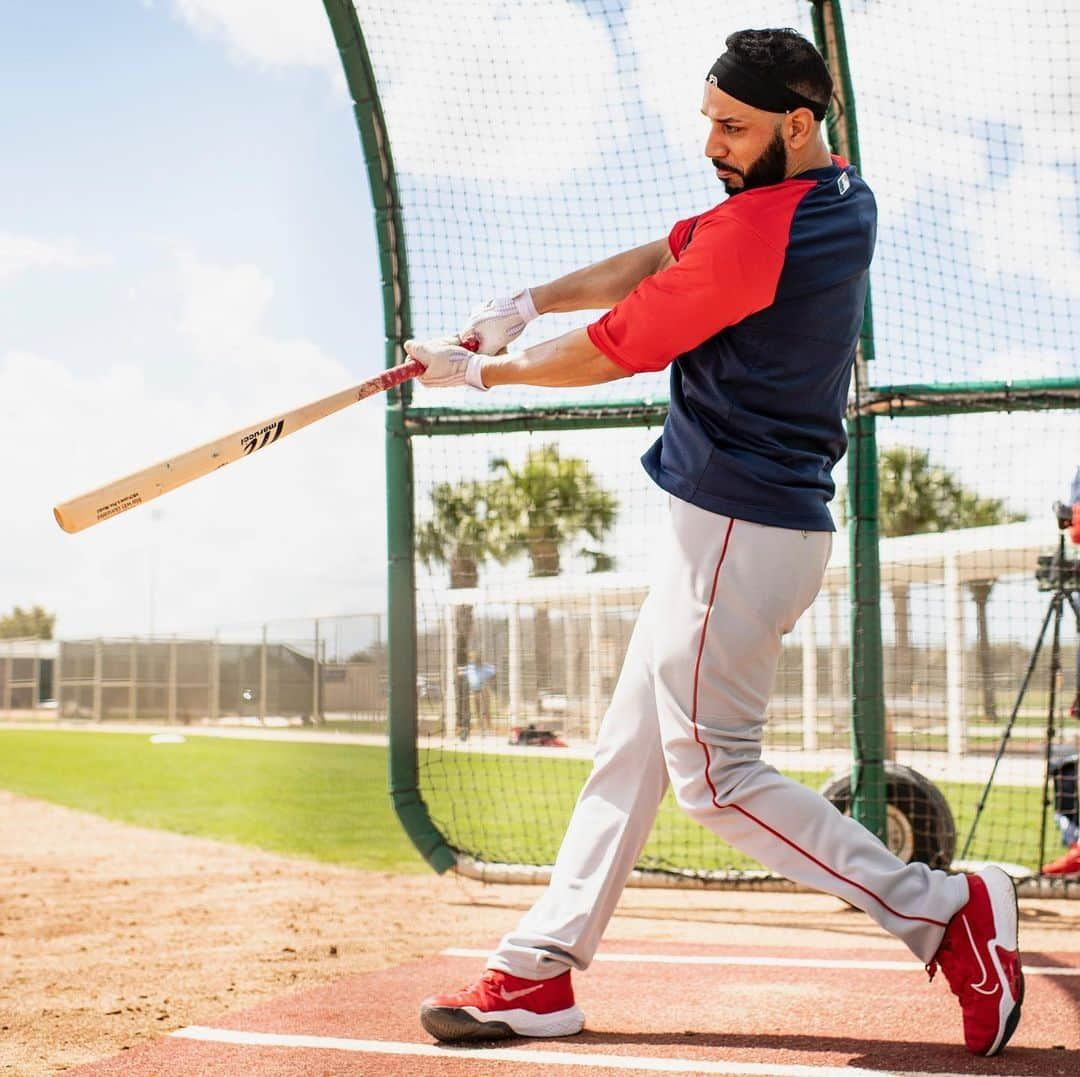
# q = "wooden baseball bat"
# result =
<box><xmin>53</xmin><ymin>358</ymin><xmax>425</xmax><ymax>534</ymax></box>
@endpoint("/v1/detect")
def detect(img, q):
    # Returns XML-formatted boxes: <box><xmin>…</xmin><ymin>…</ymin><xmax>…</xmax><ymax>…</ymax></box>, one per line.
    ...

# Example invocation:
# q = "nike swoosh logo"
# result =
<box><xmin>498</xmin><ymin>984</ymin><xmax>544</xmax><ymax>1002</ymax></box>
<box><xmin>961</xmin><ymin>914</ymin><xmax>1001</xmax><ymax>996</ymax></box>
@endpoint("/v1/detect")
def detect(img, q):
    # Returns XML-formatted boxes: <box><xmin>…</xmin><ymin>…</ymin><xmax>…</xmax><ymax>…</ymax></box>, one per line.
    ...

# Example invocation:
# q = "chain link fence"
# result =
<box><xmin>0</xmin><ymin>614</ymin><xmax>387</xmax><ymax>727</ymax></box>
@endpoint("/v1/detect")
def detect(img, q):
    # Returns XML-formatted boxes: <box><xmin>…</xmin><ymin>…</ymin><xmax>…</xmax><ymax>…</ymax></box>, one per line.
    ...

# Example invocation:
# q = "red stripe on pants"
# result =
<box><xmin>690</xmin><ymin>519</ymin><xmax>946</xmax><ymax>929</ymax></box>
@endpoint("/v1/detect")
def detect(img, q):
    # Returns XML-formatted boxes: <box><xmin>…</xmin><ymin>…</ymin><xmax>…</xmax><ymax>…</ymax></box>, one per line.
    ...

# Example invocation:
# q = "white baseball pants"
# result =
<box><xmin>489</xmin><ymin>497</ymin><xmax>969</xmax><ymax>978</ymax></box>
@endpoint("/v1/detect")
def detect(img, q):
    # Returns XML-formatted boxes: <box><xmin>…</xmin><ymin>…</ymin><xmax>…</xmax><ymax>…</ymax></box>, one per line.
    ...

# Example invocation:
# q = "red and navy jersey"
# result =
<box><xmin>587</xmin><ymin>156</ymin><xmax>876</xmax><ymax>531</ymax></box>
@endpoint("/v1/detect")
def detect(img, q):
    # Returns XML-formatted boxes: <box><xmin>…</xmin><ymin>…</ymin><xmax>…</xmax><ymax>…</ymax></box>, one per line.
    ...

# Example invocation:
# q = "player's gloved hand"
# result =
<box><xmin>404</xmin><ymin>337</ymin><xmax>488</xmax><ymax>390</ymax></box>
<box><xmin>459</xmin><ymin>289</ymin><xmax>538</xmax><ymax>355</ymax></box>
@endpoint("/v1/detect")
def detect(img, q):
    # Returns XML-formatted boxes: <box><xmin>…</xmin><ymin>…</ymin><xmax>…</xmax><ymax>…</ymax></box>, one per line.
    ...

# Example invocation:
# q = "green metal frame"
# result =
<box><xmin>404</xmin><ymin>402</ymin><xmax>669</xmax><ymax>436</ymax></box>
<box><xmin>323</xmin><ymin>0</ymin><xmax>454</xmax><ymax>871</ymax></box>
<box><xmin>812</xmin><ymin>0</ymin><xmax>887</xmax><ymax>841</ymax></box>
<box><xmin>858</xmin><ymin>380</ymin><xmax>1080</xmax><ymax>419</ymax></box>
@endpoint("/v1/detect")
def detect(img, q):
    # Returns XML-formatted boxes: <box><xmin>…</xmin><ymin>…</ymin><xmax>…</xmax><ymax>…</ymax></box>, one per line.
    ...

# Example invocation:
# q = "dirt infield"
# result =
<box><xmin>3</xmin><ymin>789</ymin><xmax>1078</xmax><ymax>1075</ymax></box>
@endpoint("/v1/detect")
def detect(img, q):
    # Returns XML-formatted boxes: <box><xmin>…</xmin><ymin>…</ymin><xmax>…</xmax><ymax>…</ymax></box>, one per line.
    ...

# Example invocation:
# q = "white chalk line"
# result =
<box><xmin>170</xmin><ymin>1026</ymin><xmax>1001</xmax><ymax>1076</ymax></box>
<box><xmin>443</xmin><ymin>947</ymin><xmax>1080</xmax><ymax>975</ymax></box>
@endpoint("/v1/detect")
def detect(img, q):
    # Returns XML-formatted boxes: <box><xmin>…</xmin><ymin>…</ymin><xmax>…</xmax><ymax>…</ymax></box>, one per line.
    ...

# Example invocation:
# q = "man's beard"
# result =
<box><xmin>714</xmin><ymin>127</ymin><xmax>788</xmax><ymax>195</ymax></box>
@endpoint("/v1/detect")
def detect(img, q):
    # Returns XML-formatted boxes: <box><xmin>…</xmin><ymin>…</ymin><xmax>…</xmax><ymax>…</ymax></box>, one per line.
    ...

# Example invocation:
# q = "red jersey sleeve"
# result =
<box><xmin>587</xmin><ymin>206</ymin><xmax>793</xmax><ymax>374</ymax></box>
<box><xmin>668</xmin><ymin>215</ymin><xmax>699</xmax><ymax>260</ymax></box>
<box><xmin>1071</xmin><ymin>503</ymin><xmax>1080</xmax><ymax>546</ymax></box>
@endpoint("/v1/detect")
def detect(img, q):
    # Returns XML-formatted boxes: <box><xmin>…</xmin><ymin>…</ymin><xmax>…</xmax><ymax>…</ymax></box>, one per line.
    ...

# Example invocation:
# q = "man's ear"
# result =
<box><xmin>786</xmin><ymin>107</ymin><xmax>816</xmax><ymax>149</ymax></box>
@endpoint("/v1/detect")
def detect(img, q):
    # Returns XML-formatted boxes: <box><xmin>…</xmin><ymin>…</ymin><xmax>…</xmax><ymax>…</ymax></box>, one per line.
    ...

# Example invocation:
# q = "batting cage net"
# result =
<box><xmin>324</xmin><ymin>0</ymin><xmax>1080</xmax><ymax>894</ymax></box>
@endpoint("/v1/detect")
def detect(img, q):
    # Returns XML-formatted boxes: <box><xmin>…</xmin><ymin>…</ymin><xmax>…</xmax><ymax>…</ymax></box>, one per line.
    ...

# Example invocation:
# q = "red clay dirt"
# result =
<box><xmin>71</xmin><ymin>941</ymin><xmax>1078</xmax><ymax>1076</ymax></box>
<box><xmin>3</xmin><ymin>789</ymin><xmax>1077</xmax><ymax>1077</ymax></box>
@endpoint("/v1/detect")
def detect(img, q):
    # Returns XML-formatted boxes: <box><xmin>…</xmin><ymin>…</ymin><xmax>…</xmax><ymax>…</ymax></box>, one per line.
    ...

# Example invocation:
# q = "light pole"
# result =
<box><xmin>148</xmin><ymin>508</ymin><xmax>163</xmax><ymax>637</ymax></box>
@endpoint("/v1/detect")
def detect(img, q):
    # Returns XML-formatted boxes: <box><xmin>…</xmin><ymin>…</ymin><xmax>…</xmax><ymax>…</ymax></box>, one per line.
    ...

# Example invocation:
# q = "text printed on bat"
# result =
<box><xmin>96</xmin><ymin>492</ymin><xmax>143</xmax><ymax>521</ymax></box>
<box><xmin>241</xmin><ymin>420</ymin><xmax>285</xmax><ymax>455</ymax></box>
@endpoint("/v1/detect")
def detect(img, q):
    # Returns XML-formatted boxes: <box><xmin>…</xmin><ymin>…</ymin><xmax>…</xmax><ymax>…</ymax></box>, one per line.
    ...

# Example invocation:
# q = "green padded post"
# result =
<box><xmin>322</xmin><ymin>0</ymin><xmax>456</xmax><ymax>872</ymax></box>
<box><xmin>811</xmin><ymin>0</ymin><xmax>887</xmax><ymax>841</ymax></box>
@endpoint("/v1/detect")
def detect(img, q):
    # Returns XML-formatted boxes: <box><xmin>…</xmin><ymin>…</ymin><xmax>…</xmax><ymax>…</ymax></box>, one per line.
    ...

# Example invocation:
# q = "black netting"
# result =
<box><xmin>348</xmin><ymin>0</ymin><xmax>1080</xmax><ymax>884</ymax></box>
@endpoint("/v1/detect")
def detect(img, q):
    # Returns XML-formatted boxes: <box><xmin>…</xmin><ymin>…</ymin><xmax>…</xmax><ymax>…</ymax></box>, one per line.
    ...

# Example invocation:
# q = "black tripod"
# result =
<box><xmin>961</xmin><ymin>529</ymin><xmax>1080</xmax><ymax>869</ymax></box>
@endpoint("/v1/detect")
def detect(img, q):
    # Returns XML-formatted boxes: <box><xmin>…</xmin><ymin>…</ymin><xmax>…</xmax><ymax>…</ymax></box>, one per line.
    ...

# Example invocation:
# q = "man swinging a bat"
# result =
<box><xmin>405</xmin><ymin>28</ymin><xmax>1024</xmax><ymax>1058</ymax></box>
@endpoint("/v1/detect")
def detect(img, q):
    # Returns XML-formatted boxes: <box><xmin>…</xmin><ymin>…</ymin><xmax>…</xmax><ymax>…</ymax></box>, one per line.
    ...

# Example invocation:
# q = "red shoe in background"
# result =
<box><xmin>927</xmin><ymin>866</ymin><xmax>1024</xmax><ymax>1056</ymax></box>
<box><xmin>1042</xmin><ymin>842</ymin><xmax>1080</xmax><ymax>876</ymax></box>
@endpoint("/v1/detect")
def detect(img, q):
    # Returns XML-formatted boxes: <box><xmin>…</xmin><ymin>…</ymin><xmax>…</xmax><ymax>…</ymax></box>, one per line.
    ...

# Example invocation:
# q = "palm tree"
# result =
<box><xmin>877</xmin><ymin>446</ymin><xmax>943</xmax><ymax>684</ymax></box>
<box><xmin>415</xmin><ymin>480</ymin><xmax>504</xmax><ymax>733</ymax></box>
<box><xmin>967</xmin><ymin>579</ymin><xmax>997</xmax><ymax>720</ymax></box>
<box><xmin>877</xmin><ymin>446</ymin><xmax>1024</xmax><ymax>537</ymax></box>
<box><xmin>876</xmin><ymin>446</ymin><xmax>1025</xmax><ymax>724</ymax></box>
<box><xmin>487</xmin><ymin>444</ymin><xmax>618</xmax><ymax>697</ymax></box>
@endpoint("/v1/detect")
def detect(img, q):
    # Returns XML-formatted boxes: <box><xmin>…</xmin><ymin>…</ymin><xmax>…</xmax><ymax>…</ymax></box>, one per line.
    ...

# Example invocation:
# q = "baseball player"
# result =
<box><xmin>405</xmin><ymin>28</ymin><xmax>1023</xmax><ymax>1057</ymax></box>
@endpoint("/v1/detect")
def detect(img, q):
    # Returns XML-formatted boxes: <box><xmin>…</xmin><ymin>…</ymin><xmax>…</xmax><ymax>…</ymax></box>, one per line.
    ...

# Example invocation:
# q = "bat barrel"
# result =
<box><xmin>52</xmin><ymin>358</ymin><xmax>425</xmax><ymax>534</ymax></box>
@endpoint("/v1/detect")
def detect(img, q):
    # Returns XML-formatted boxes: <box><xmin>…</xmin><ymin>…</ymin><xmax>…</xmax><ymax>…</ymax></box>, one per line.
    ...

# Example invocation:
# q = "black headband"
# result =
<box><xmin>707</xmin><ymin>52</ymin><xmax>828</xmax><ymax>121</ymax></box>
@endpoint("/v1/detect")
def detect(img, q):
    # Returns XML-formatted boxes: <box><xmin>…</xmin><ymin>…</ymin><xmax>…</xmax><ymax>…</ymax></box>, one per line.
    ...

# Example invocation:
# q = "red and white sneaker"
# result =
<box><xmin>1042</xmin><ymin>842</ymin><xmax>1080</xmax><ymax>876</ymax></box>
<box><xmin>927</xmin><ymin>866</ymin><xmax>1024</xmax><ymax>1056</ymax></box>
<box><xmin>420</xmin><ymin>968</ymin><xmax>584</xmax><ymax>1042</ymax></box>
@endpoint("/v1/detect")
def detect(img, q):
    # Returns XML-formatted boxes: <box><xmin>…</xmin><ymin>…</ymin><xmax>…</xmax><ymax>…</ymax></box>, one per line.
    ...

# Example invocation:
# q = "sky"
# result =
<box><xmin>2</xmin><ymin>1</ymin><xmax>387</xmax><ymax>638</ymax></box>
<box><xmin>2</xmin><ymin>0</ymin><xmax>1077</xmax><ymax>644</ymax></box>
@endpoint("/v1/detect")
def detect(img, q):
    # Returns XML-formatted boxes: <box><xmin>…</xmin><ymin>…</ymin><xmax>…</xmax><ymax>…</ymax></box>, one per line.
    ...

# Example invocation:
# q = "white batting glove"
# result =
<box><xmin>404</xmin><ymin>337</ymin><xmax>489</xmax><ymax>390</ymax></box>
<box><xmin>459</xmin><ymin>289</ymin><xmax>539</xmax><ymax>355</ymax></box>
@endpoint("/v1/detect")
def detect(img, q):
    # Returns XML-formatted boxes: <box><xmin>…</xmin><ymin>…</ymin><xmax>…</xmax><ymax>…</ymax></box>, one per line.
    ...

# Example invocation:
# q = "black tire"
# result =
<box><xmin>820</xmin><ymin>762</ymin><xmax>956</xmax><ymax>869</ymax></box>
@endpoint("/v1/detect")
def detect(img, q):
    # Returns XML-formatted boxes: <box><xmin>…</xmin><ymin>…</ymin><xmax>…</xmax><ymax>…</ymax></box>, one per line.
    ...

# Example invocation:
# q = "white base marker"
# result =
<box><xmin>442</xmin><ymin>947</ymin><xmax>1079</xmax><ymax>975</ymax></box>
<box><xmin>171</xmin><ymin>1027</ymin><xmax>1006</xmax><ymax>1076</ymax></box>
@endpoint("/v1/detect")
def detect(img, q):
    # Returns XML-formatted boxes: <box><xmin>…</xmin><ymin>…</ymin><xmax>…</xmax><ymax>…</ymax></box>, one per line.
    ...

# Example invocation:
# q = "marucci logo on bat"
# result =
<box><xmin>240</xmin><ymin>420</ymin><xmax>285</xmax><ymax>455</ymax></box>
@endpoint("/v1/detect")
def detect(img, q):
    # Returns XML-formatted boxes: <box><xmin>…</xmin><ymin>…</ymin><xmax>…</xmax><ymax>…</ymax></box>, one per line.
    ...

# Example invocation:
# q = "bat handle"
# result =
<box><xmin>386</xmin><ymin>342</ymin><xmax>477</xmax><ymax>389</ymax></box>
<box><xmin>396</xmin><ymin>357</ymin><xmax>427</xmax><ymax>379</ymax></box>
<box><xmin>358</xmin><ymin>357</ymin><xmax>425</xmax><ymax>399</ymax></box>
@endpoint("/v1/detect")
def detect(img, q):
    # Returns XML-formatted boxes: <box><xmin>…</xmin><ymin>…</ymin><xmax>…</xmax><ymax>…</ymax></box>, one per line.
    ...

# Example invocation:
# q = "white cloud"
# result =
<box><xmin>171</xmin><ymin>0</ymin><xmax>341</xmax><ymax>80</ymax></box>
<box><xmin>371</xmin><ymin>1</ymin><xmax>624</xmax><ymax>185</ymax></box>
<box><xmin>177</xmin><ymin>255</ymin><xmax>277</xmax><ymax>349</ymax></box>
<box><xmin>854</xmin><ymin>112</ymin><xmax>986</xmax><ymax>212</ymax></box>
<box><xmin>945</xmin><ymin>407</ymin><xmax>1079</xmax><ymax>520</ymax></box>
<box><xmin>1</xmin><ymin>257</ymin><xmax>388</xmax><ymax>639</ymax></box>
<box><xmin>844</xmin><ymin>2</ymin><xmax>1079</xmax><ymax>124</ymax></box>
<box><xmin>976</xmin><ymin>348</ymin><xmax>1080</xmax><ymax>384</ymax></box>
<box><xmin>945</xmin><ymin>350</ymin><xmax>1079</xmax><ymax>515</ymax></box>
<box><xmin>958</xmin><ymin>166</ymin><xmax>1080</xmax><ymax>296</ymax></box>
<box><xmin>0</xmin><ymin>232</ymin><xmax>109</xmax><ymax>279</ymax></box>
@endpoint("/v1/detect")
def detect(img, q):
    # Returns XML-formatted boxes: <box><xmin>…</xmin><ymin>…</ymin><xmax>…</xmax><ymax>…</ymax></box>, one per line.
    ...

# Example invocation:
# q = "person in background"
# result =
<box><xmin>464</xmin><ymin>651</ymin><xmax>496</xmax><ymax>737</ymax></box>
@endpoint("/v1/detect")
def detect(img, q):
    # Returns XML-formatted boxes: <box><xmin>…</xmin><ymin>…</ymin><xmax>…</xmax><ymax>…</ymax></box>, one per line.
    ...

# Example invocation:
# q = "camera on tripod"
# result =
<box><xmin>965</xmin><ymin>493</ymin><xmax>1080</xmax><ymax>876</ymax></box>
<box><xmin>1035</xmin><ymin>501</ymin><xmax>1080</xmax><ymax>591</ymax></box>
<box><xmin>1035</xmin><ymin>552</ymin><xmax>1080</xmax><ymax>591</ymax></box>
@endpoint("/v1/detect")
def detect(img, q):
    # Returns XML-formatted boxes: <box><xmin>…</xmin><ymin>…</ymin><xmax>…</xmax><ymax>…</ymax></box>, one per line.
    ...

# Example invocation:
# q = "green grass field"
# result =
<box><xmin>0</xmin><ymin>729</ymin><xmax>1059</xmax><ymax>876</ymax></box>
<box><xmin>0</xmin><ymin>729</ymin><xmax>423</xmax><ymax>872</ymax></box>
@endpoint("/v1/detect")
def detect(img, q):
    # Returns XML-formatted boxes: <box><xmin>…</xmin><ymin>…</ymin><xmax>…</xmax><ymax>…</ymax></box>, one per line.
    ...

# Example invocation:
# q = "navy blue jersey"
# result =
<box><xmin>589</xmin><ymin>157</ymin><xmax>877</xmax><ymax>531</ymax></box>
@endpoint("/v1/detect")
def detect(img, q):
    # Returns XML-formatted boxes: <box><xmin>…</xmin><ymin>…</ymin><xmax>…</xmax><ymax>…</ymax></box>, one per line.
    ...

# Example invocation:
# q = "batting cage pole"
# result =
<box><xmin>812</xmin><ymin>0</ymin><xmax>888</xmax><ymax>843</ymax></box>
<box><xmin>323</xmin><ymin>0</ymin><xmax>456</xmax><ymax>873</ymax></box>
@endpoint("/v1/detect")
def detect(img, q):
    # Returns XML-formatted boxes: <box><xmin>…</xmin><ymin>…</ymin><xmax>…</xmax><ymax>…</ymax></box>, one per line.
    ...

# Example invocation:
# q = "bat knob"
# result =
<box><xmin>461</xmin><ymin>335</ymin><xmax>481</xmax><ymax>353</ymax></box>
